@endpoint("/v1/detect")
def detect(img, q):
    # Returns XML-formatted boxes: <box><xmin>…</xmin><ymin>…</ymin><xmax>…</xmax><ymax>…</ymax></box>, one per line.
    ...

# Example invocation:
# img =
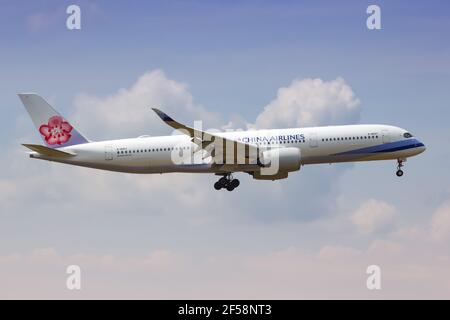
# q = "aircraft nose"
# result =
<box><xmin>417</xmin><ymin>140</ymin><xmax>426</xmax><ymax>153</ymax></box>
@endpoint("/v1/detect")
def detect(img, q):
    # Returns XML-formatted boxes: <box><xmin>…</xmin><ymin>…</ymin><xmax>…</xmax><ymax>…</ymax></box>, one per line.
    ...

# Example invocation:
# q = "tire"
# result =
<box><xmin>226</xmin><ymin>185</ymin><xmax>235</xmax><ymax>191</ymax></box>
<box><xmin>219</xmin><ymin>177</ymin><xmax>228</xmax><ymax>186</ymax></box>
<box><xmin>230</xmin><ymin>179</ymin><xmax>240</xmax><ymax>189</ymax></box>
<box><xmin>214</xmin><ymin>181</ymin><xmax>222</xmax><ymax>190</ymax></box>
<box><xmin>396</xmin><ymin>170</ymin><xmax>404</xmax><ymax>177</ymax></box>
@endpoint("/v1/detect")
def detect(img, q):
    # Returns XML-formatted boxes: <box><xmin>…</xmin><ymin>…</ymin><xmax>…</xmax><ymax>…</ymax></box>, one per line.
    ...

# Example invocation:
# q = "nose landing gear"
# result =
<box><xmin>214</xmin><ymin>173</ymin><xmax>240</xmax><ymax>191</ymax></box>
<box><xmin>396</xmin><ymin>159</ymin><xmax>405</xmax><ymax>177</ymax></box>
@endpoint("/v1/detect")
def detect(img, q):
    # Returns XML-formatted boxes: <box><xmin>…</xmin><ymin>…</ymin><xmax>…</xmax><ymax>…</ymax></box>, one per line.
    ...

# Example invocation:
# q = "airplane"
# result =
<box><xmin>18</xmin><ymin>93</ymin><xmax>426</xmax><ymax>191</ymax></box>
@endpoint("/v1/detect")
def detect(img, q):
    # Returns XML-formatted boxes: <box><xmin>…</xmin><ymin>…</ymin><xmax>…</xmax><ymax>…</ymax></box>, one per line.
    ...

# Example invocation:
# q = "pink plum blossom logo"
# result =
<box><xmin>39</xmin><ymin>116</ymin><xmax>73</xmax><ymax>145</ymax></box>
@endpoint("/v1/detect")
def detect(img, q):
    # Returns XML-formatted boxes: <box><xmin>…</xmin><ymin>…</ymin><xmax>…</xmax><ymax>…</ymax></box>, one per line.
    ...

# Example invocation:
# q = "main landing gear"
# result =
<box><xmin>214</xmin><ymin>173</ymin><xmax>240</xmax><ymax>191</ymax></box>
<box><xmin>396</xmin><ymin>158</ymin><xmax>405</xmax><ymax>177</ymax></box>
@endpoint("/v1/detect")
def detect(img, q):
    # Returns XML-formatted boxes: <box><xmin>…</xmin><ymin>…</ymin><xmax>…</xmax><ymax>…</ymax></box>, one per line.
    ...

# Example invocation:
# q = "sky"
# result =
<box><xmin>1</xmin><ymin>0</ymin><xmax>450</xmax><ymax>299</ymax></box>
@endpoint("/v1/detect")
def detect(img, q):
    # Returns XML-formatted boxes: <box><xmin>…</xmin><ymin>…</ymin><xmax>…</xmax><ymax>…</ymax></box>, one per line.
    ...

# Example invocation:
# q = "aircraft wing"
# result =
<box><xmin>152</xmin><ymin>108</ymin><xmax>259</xmax><ymax>165</ymax></box>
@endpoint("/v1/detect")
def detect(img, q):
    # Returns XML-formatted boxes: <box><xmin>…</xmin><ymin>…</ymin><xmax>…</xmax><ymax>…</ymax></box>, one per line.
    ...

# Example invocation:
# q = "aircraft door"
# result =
<box><xmin>309</xmin><ymin>133</ymin><xmax>319</xmax><ymax>148</ymax></box>
<box><xmin>382</xmin><ymin>130</ymin><xmax>391</xmax><ymax>144</ymax></box>
<box><xmin>105</xmin><ymin>146</ymin><xmax>114</xmax><ymax>160</ymax></box>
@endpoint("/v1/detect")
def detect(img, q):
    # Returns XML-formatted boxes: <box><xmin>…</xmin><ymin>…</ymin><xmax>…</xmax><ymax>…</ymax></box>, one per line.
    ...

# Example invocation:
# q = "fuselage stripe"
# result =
<box><xmin>333</xmin><ymin>139</ymin><xmax>424</xmax><ymax>156</ymax></box>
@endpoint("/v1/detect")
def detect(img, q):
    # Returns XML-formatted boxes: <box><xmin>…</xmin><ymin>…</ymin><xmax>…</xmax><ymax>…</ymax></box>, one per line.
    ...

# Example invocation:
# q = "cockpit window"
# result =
<box><xmin>403</xmin><ymin>132</ymin><xmax>413</xmax><ymax>138</ymax></box>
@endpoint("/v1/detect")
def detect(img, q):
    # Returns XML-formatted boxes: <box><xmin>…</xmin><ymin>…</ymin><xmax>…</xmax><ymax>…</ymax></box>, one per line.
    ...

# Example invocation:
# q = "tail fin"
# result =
<box><xmin>18</xmin><ymin>93</ymin><xmax>90</xmax><ymax>148</ymax></box>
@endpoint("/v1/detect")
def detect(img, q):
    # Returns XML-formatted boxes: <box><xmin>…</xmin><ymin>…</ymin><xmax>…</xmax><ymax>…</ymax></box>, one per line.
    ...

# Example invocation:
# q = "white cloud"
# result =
<box><xmin>350</xmin><ymin>199</ymin><xmax>397</xmax><ymax>235</ymax></box>
<box><xmin>2</xmin><ymin>243</ymin><xmax>450</xmax><ymax>299</ymax></box>
<box><xmin>6</xmin><ymin>72</ymin><xmax>370</xmax><ymax>227</ymax></box>
<box><xmin>0</xmin><ymin>247</ymin><xmax>186</xmax><ymax>299</ymax></box>
<box><xmin>9</xmin><ymin>72</ymin><xmax>363</xmax><ymax>224</ymax></box>
<box><xmin>252</xmin><ymin>77</ymin><xmax>360</xmax><ymax>129</ymax></box>
<box><xmin>4</xmin><ymin>71</ymin><xmax>361</xmax><ymax>229</ymax></box>
<box><xmin>10</xmin><ymin>71</ymin><xmax>449</xmax><ymax>298</ymax></box>
<box><xmin>393</xmin><ymin>226</ymin><xmax>426</xmax><ymax>241</ymax></box>
<box><xmin>430</xmin><ymin>201</ymin><xmax>450</xmax><ymax>241</ymax></box>
<box><xmin>367</xmin><ymin>240</ymin><xmax>403</xmax><ymax>256</ymax></box>
<box><xmin>71</xmin><ymin>70</ymin><xmax>220</xmax><ymax>140</ymax></box>
<box><xmin>233</xmin><ymin>77</ymin><xmax>362</xmax><ymax>221</ymax></box>
<box><xmin>317</xmin><ymin>245</ymin><xmax>361</xmax><ymax>260</ymax></box>
<box><xmin>389</xmin><ymin>198</ymin><xmax>450</xmax><ymax>244</ymax></box>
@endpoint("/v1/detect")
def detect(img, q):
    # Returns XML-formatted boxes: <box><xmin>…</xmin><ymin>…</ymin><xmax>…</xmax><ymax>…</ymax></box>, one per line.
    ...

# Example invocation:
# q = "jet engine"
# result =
<box><xmin>252</xmin><ymin>147</ymin><xmax>301</xmax><ymax>180</ymax></box>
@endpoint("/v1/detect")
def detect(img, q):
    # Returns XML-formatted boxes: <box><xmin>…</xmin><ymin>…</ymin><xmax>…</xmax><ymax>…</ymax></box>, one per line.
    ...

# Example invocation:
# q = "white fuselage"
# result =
<box><xmin>28</xmin><ymin>124</ymin><xmax>426</xmax><ymax>174</ymax></box>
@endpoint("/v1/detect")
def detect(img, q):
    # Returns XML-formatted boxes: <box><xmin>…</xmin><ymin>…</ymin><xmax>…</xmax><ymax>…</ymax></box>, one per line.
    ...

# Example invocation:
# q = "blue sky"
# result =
<box><xmin>2</xmin><ymin>0</ymin><xmax>449</xmax><ymax>123</ymax></box>
<box><xmin>1</xmin><ymin>0</ymin><xmax>450</xmax><ymax>298</ymax></box>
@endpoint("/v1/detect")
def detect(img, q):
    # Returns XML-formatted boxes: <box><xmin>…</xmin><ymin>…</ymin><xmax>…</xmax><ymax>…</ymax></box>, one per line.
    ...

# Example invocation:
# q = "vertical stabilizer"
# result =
<box><xmin>18</xmin><ymin>93</ymin><xmax>90</xmax><ymax>148</ymax></box>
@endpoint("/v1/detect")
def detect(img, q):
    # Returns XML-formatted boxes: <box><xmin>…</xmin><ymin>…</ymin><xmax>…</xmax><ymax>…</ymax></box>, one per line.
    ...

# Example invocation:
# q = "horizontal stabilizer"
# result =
<box><xmin>22</xmin><ymin>144</ymin><xmax>76</xmax><ymax>158</ymax></box>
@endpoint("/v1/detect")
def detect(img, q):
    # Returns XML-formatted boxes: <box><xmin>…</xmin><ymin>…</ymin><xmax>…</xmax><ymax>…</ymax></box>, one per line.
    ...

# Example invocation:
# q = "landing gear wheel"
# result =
<box><xmin>396</xmin><ymin>159</ymin><xmax>405</xmax><ymax>177</ymax></box>
<box><xmin>214</xmin><ymin>174</ymin><xmax>240</xmax><ymax>191</ymax></box>
<box><xmin>230</xmin><ymin>179</ymin><xmax>240</xmax><ymax>189</ymax></box>
<box><xmin>218</xmin><ymin>177</ymin><xmax>228</xmax><ymax>187</ymax></box>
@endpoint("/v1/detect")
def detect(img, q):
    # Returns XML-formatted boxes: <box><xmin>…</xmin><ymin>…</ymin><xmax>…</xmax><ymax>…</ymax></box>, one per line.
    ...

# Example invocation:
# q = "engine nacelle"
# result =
<box><xmin>252</xmin><ymin>171</ymin><xmax>289</xmax><ymax>180</ymax></box>
<box><xmin>252</xmin><ymin>147</ymin><xmax>301</xmax><ymax>180</ymax></box>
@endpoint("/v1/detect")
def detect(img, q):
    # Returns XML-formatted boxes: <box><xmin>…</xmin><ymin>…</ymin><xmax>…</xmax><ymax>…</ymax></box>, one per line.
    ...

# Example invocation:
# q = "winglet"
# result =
<box><xmin>151</xmin><ymin>108</ymin><xmax>194</xmax><ymax>135</ymax></box>
<box><xmin>150</xmin><ymin>108</ymin><xmax>259</xmax><ymax>163</ymax></box>
<box><xmin>151</xmin><ymin>108</ymin><xmax>175</xmax><ymax>122</ymax></box>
